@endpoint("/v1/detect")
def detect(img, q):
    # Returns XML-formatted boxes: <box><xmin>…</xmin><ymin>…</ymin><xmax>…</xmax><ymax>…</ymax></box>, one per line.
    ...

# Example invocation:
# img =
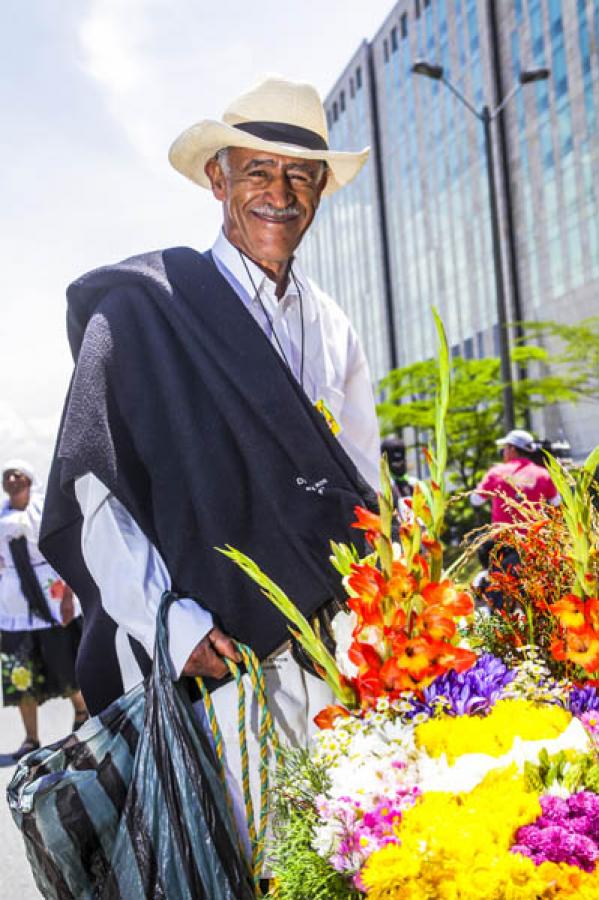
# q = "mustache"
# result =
<box><xmin>251</xmin><ymin>204</ymin><xmax>301</xmax><ymax>219</ymax></box>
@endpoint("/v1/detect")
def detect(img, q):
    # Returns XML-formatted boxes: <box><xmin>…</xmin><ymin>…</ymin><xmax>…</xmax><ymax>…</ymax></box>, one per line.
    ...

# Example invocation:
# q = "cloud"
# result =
<box><xmin>0</xmin><ymin>401</ymin><xmax>60</xmax><ymax>483</ymax></box>
<box><xmin>79</xmin><ymin>2</ymin><xmax>147</xmax><ymax>94</ymax></box>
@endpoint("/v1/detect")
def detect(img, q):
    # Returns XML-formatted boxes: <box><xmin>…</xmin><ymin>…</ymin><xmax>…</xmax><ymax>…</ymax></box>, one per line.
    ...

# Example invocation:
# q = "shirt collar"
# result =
<box><xmin>211</xmin><ymin>230</ymin><xmax>312</xmax><ymax>312</ymax></box>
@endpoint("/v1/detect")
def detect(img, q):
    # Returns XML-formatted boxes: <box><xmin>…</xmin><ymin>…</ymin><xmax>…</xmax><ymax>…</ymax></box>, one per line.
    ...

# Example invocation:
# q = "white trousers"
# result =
<box><xmin>196</xmin><ymin>648</ymin><xmax>333</xmax><ymax>869</ymax></box>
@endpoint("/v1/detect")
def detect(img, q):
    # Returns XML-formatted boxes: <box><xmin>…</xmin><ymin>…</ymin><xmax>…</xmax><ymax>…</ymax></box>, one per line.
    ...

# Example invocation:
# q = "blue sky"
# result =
<box><xmin>0</xmin><ymin>0</ymin><xmax>392</xmax><ymax>478</ymax></box>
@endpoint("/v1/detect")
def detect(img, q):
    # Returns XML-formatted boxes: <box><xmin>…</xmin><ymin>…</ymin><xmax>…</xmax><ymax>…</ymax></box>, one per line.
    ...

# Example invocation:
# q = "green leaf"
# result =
<box><xmin>584</xmin><ymin>444</ymin><xmax>599</xmax><ymax>476</ymax></box>
<box><xmin>218</xmin><ymin>546</ymin><xmax>357</xmax><ymax>706</ymax></box>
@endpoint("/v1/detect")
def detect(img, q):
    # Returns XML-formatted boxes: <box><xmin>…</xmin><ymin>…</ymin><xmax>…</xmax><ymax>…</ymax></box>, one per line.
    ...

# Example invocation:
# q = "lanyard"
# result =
<box><xmin>238</xmin><ymin>249</ymin><xmax>306</xmax><ymax>390</ymax></box>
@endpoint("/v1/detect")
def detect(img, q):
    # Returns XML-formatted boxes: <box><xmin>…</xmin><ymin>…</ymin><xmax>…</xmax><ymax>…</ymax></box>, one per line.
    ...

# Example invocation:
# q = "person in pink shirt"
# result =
<box><xmin>472</xmin><ymin>429</ymin><xmax>561</xmax><ymax>525</ymax></box>
<box><xmin>471</xmin><ymin>429</ymin><xmax>560</xmax><ymax>610</ymax></box>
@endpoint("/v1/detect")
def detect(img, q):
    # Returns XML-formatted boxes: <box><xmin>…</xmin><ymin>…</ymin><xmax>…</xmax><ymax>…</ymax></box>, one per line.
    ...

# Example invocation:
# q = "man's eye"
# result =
<box><xmin>288</xmin><ymin>172</ymin><xmax>309</xmax><ymax>183</ymax></box>
<box><xmin>248</xmin><ymin>169</ymin><xmax>267</xmax><ymax>178</ymax></box>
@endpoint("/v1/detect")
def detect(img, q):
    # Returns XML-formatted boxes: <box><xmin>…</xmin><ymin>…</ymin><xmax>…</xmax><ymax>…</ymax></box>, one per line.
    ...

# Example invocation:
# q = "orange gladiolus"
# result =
<box><xmin>551</xmin><ymin>595</ymin><xmax>586</xmax><ymax>632</ymax></box>
<box><xmin>389</xmin><ymin>635</ymin><xmax>439</xmax><ymax>681</ymax></box>
<box><xmin>385</xmin><ymin>562</ymin><xmax>418</xmax><ymax>604</ymax></box>
<box><xmin>557</xmin><ymin>629</ymin><xmax>599</xmax><ymax>673</ymax></box>
<box><xmin>379</xmin><ymin>657</ymin><xmax>421</xmax><ymax>694</ymax></box>
<box><xmin>419</xmin><ymin>608</ymin><xmax>457</xmax><ymax>640</ymax></box>
<box><xmin>421</xmin><ymin>581</ymin><xmax>473</xmax><ymax>617</ymax></box>
<box><xmin>348</xmin><ymin>641</ymin><xmax>383</xmax><ymax>674</ymax></box>
<box><xmin>314</xmin><ymin>705</ymin><xmax>351</xmax><ymax>730</ymax></box>
<box><xmin>433</xmin><ymin>643</ymin><xmax>478</xmax><ymax>673</ymax></box>
<box><xmin>586</xmin><ymin>598</ymin><xmax>599</xmax><ymax>632</ymax></box>
<box><xmin>351</xmin><ymin>506</ymin><xmax>382</xmax><ymax>543</ymax></box>
<box><xmin>347</xmin><ymin>564</ymin><xmax>385</xmax><ymax>625</ymax></box>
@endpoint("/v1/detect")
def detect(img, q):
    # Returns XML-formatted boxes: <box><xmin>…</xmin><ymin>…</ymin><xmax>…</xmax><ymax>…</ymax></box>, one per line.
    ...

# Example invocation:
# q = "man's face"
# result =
<box><xmin>205</xmin><ymin>147</ymin><xmax>327</xmax><ymax>273</ymax></box>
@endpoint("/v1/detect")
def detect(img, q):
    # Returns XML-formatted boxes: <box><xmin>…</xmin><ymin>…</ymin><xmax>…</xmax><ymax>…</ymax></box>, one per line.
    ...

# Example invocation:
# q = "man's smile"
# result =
<box><xmin>250</xmin><ymin>205</ymin><xmax>302</xmax><ymax>224</ymax></box>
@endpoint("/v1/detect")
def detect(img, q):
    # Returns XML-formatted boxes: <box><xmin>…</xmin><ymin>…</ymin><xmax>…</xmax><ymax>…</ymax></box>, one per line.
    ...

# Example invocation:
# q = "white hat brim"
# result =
<box><xmin>168</xmin><ymin>119</ymin><xmax>369</xmax><ymax>196</ymax></box>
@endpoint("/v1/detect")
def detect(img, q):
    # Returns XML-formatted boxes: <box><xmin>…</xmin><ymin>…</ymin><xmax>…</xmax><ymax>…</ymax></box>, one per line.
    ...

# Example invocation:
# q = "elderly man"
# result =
<box><xmin>41</xmin><ymin>76</ymin><xmax>380</xmax><ymax>856</ymax></box>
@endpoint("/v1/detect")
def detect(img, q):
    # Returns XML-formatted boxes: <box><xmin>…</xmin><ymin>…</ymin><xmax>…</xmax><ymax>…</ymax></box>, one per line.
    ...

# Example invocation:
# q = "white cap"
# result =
<box><xmin>495</xmin><ymin>429</ymin><xmax>537</xmax><ymax>452</ymax></box>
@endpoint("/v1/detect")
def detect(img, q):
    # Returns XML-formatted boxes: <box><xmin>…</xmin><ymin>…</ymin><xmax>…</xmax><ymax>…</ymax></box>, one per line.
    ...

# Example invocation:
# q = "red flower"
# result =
<box><xmin>49</xmin><ymin>579</ymin><xmax>65</xmax><ymax>600</ymax></box>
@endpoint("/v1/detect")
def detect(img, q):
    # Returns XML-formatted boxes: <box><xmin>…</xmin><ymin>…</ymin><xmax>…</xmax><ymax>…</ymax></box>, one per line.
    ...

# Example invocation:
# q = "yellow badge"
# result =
<box><xmin>315</xmin><ymin>398</ymin><xmax>341</xmax><ymax>436</ymax></box>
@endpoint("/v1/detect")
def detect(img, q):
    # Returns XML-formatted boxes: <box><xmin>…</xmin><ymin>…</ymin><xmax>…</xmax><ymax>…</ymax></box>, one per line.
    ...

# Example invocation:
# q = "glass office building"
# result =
<box><xmin>303</xmin><ymin>0</ymin><xmax>599</xmax><ymax>455</ymax></box>
<box><xmin>301</xmin><ymin>41</ymin><xmax>393</xmax><ymax>381</ymax></box>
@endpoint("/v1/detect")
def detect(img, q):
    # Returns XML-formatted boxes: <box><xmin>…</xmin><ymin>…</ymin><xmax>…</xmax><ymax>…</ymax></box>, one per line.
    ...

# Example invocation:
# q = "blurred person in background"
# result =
<box><xmin>471</xmin><ymin>430</ymin><xmax>560</xmax><ymax>609</ymax></box>
<box><xmin>0</xmin><ymin>460</ymin><xmax>87</xmax><ymax>760</ymax></box>
<box><xmin>472</xmin><ymin>429</ymin><xmax>560</xmax><ymax>527</ymax></box>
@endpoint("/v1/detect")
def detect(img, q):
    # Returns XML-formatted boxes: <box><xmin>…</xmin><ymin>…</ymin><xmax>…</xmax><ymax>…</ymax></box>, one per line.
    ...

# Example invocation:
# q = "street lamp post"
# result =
<box><xmin>412</xmin><ymin>61</ymin><xmax>549</xmax><ymax>433</ymax></box>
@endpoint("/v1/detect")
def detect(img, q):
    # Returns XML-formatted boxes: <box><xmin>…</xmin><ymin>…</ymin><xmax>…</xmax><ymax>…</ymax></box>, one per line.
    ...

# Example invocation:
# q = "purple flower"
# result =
<box><xmin>403</xmin><ymin>654</ymin><xmax>515</xmax><ymax>720</ymax></box>
<box><xmin>567</xmin><ymin>686</ymin><xmax>599</xmax><ymax>717</ymax></box>
<box><xmin>513</xmin><ymin>792</ymin><xmax>599</xmax><ymax>871</ymax></box>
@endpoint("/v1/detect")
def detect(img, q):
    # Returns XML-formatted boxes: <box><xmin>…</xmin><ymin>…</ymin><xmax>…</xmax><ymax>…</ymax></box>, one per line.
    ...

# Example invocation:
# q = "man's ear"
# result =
<box><xmin>204</xmin><ymin>158</ymin><xmax>227</xmax><ymax>201</ymax></box>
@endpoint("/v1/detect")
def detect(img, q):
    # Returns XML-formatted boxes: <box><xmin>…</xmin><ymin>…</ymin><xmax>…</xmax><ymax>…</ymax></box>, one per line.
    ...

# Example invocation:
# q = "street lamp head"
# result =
<box><xmin>412</xmin><ymin>60</ymin><xmax>444</xmax><ymax>81</ymax></box>
<box><xmin>519</xmin><ymin>67</ymin><xmax>550</xmax><ymax>84</ymax></box>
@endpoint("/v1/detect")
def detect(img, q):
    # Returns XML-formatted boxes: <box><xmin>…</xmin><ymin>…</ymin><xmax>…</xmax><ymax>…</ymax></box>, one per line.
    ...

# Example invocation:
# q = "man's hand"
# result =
<box><xmin>182</xmin><ymin>626</ymin><xmax>241</xmax><ymax>679</ymax></box>
<box><xmin>60</xmin><ymin>586</ymin><xmax>76</xmax><ymax>627</ymax></box>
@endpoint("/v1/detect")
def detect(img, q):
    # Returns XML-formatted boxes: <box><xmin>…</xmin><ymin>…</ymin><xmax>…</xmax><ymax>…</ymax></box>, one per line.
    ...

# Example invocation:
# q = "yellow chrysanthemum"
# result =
<box><xmin>11</xmin><ymin>665</ymin><xmax>33</xmax><ymax>691</ymax></box>
<box><xmin>537</xmin><ymin>861</ymin><xmax>599</xmax><ymax>898</ymax></box>
<box><xmin>361</xmin><ymin>767</ymin><xmax>542</xmax><ymax>899</ymax></box>
<box><xmin>361</xmin><ymin>764</ymin><xmax>599</xmax><ymax>898</ymax></box>
<box><xmin>415</xmin><ymin>699</ymin><xmax>572</xmax><ymax>762</ymax></box>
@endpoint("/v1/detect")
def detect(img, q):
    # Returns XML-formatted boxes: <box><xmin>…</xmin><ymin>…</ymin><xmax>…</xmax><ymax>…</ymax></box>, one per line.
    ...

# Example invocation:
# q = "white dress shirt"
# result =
<box><xmin>75</xmin><ymin>232</ymin><xmax>381</xmax><ymax>684</ymax></box>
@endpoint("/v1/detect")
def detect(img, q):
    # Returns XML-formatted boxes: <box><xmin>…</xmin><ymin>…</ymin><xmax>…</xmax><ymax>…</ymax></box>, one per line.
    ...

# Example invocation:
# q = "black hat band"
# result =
<box><xmin>232</xmin><ymin>120</ymin><xmax>329</xmax><ymax>152</ymax></box>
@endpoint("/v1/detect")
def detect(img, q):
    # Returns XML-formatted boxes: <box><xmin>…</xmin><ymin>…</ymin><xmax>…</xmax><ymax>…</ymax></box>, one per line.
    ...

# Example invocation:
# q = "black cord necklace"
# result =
<box><xmin>238</xmin><ymin>249</ymin><xmax>306</xmax><ymax>390</ymax></box>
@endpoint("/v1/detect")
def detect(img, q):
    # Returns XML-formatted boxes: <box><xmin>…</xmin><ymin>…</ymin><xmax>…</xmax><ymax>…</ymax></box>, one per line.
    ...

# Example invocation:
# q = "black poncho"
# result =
<box><xmin>40</xmin><ymin>247</ymin><xmax>375</xmax><ymax>714</ymax></box>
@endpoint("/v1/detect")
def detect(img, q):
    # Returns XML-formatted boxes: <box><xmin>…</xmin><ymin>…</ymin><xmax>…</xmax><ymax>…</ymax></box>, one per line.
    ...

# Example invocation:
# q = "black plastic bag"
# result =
<box><xmin>8</xmin><ymin>593</ymin><xmax>256</xmax><ymax>899</ymax></box>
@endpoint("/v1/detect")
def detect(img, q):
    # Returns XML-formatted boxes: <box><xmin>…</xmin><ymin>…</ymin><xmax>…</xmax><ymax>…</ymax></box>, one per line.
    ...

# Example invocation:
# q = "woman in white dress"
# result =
<box><xmin>0</xmin><ymin>460</ymin><xmax>87</xmax><ymax>759</ymax></box>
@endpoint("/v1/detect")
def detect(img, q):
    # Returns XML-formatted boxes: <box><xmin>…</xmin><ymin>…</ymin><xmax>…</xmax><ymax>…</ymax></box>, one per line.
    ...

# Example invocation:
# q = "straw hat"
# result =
<box><xmin>169</xmin><ymin>76</ymin><xmax>369</xmax><ymax>196</ymax></box>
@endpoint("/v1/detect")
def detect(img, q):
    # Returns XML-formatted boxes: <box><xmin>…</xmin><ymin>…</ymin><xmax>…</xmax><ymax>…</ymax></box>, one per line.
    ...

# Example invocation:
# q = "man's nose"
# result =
<box><xmin>264</xmin><ymin>172</ymin><xmax>295</xmax><ymax>207</ymax></box>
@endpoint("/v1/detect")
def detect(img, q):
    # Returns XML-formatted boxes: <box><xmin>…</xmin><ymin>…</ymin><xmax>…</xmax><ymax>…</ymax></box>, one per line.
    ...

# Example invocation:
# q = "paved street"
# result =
<box><xmin>0</xmin><ymin>699</ymin><xmax>73</xmax><ymax>898</ymax></box>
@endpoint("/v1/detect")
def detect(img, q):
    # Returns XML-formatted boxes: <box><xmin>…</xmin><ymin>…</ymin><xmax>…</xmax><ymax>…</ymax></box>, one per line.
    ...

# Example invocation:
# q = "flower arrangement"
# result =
<box><xmin>223</xmin><ymin>312</ymin><xmax>599</xmax><ymax>898</ymax></box>
<box><xmin>468</xmin><ymin>445</ymin><xmax>599</xmax><ymax>683</ymax></box>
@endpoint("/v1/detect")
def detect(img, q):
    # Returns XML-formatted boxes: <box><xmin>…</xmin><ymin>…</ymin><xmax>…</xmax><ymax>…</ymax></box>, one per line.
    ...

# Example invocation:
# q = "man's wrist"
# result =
<box><xmin>167</xmin><ymin>598</ymin><xmax>214</xmax><ymax>678</ymax></box>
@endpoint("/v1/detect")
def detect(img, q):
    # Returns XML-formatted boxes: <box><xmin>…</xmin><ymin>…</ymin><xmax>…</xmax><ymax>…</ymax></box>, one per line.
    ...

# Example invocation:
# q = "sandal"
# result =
<box><xmin>73</xmin><ymin>711</ymin><xmax>90</xmax><ymax>732</ymax></box>
<box><xmin>12</xmin><ymin>737</ymin><xmax>40</xmax><ymax>761</ymax></box>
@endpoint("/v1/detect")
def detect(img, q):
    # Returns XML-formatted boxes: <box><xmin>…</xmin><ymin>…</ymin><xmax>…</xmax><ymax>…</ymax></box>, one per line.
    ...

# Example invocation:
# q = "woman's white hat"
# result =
<box><xmin>2</xmin><ymin>458</ymin><xmax>37</xmax><ymax>486</ymax></box>
<box><xmin>168</xmin><ymin>76</ymin><xmax>369</xmax><ymax>196</ymax></box>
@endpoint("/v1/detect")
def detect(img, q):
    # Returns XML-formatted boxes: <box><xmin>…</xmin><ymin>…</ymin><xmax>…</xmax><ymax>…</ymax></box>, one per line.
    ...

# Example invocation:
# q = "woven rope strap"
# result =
<box><xmin>196</xmin><ymin>642</ymin><xmax>281</xmax><ymax>891</ymax></box>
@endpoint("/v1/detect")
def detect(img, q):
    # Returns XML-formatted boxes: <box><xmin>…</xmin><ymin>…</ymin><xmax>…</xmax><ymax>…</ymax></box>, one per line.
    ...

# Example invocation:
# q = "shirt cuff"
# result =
<box><xmin>168</xmin><ymin>598</ymin><xmax>214</xmax><ymax>679</ymax></box>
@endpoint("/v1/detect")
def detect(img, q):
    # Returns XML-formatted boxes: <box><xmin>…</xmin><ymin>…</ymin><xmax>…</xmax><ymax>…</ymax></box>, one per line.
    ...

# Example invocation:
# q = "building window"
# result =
<box><xmin>349</xmin><ymin>76</ymin><xmax>355</xmax><ymax>99</ymax></box>
<box><xmin>529</xmin><ymin>1</ymin><xmax>545</xmax><ymax>61</ymax></box>
<box><xmin>326</xmin><ymin>110</ymin><xmax>332</xmax><ymax>130</ymax></box>
<box><xmin>552</xmin><ymin>42</ymin><xmax>569</xmax><ymax>99</ymax></box>
<box><xmin>415</xmin><ymin>0</ymin><xmax>421</xmax><ymax>19</ymax></box>
<box><xmin>424</xmin><ymin>0</ymin><xmax>431</xmax><ymax>7</ymax></box>
<box><xmin>549</xmin><ymin>0</ymin><xmax>563</xmax><ymax>37</ymax></box>
<box><xmin>391</xmin><ymin>26</ymin><xmax>398</xmax><ymax>51</ymax></box>
<box><xmin>400</xmin><ymin>12</ymin><xmax>408</xmax><ymax>38</ymax></box>
<box><xmin>356</xmin><ymin>65</ymin><xmax>362</xmax><ymax>89</ymax></box>
<box><xmin>332</xmin><ymin>101</ymin><xmax>338</xmax><ymax>122</ymax></box>
<box><xmin>514</xmin><ymin>0</ymin><xmax>523</xmax><ymax>23</ymax></box>
<box><xmin>340</xmin><ymin>90</ymin><xmax>346</xmax><ymax>113</ymax></box>
<box><xmin>383</xmin><ymin>38</ymin><xmax>389</xmax><ymax>62</ymax></box>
